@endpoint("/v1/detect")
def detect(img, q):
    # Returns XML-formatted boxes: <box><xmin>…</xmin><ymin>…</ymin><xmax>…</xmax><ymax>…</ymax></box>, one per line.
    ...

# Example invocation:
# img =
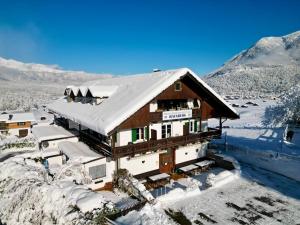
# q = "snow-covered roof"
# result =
<box><xmin>32</xmin><ymin>125</ymin><xmax>78</xmax><ymax>142</ymax></box>
<box><xmin>32</xmin><ymin>109</ymin><xmax>54</xmax><ymax>125</ymax></box>
<box><xmin>58</xmin><ymin>141</ymin><xmax>104</xmax><ymax>163</ymax></box>
<box><xmin>88</xmin><ymin>85</ymin><xmax>118</xmax><ymax>98</ymax></box>
<box><xmin>42</xmin><ymin>148</ymin><xmax>61</xmax><ymax>158</ymax></box>
<box><xmin>48</xmin><ymin>68</ymin><xmax>238</xmax><ymax>135</ymax></box>
<box><xmin>0</xmin><ymin>112</ymin><xmax>35</xmax><ymax>123</ymax></box>
<box><xmin>71</xmin><ymin>86</ymin><xmax>80</xmax><ymax>96</ymax></box>
<box><xmin>64</xmin><ymin>86</ymin><xmax>74</xmax><ymax>95</ymax></box>
<box><xmin>78</xmin><ymin>86</ymin><xmax>88</xmax><ymax>97</ymax></box>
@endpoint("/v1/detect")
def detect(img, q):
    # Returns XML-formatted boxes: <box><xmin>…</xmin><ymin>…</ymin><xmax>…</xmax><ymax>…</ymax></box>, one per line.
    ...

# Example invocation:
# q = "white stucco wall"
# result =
<box><xmin>149</xmin><ymin>123</ymin><xmax>162</xmax><ymax>139</ymax></box>
<box><xmin>171</xmin><ymin>120</ymin><xmax>185</xmax><ymax>136</ymax></box>
<box><xmin>85</xmin><ymin>158</ymin><xmax>116</xmax><ymax>190</ymax></box>
<box><xmin>7</xmin><ymin>128</ymin><xmax>31</xmax><ymax>137</ymax></box>
<box><xmin>175</xmin><ymin>142</ymin><xmax>208</xmax><ymax>164</ymax></box>
<box><xmin>119</xmin><ymin>152</ymin><xmax>159</xmax><ymax>176</ymax></box>
<box><xmin>116</xmin><ymin>129</ymin><xmax>132</xmax><ymax>147</ymax></box>
<box><xmin>149</xmin><ymin>101</ymin><xmax>158</xmax><ymax>112</ymax></box>
<box><xmin>47</xmin><ymin>155</ymin><xmax>63</xmax><ymax>167</ymax></box>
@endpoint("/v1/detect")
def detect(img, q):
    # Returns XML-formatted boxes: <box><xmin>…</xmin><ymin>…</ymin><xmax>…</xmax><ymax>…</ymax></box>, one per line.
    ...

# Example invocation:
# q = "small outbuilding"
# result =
<box><xmin>32</xmin><ymin>125</ymin><xmax>79</xmax><ymax>149</ymax></box>
<box><xmin>58</xmin><ymin>141</ymin><xmax>115</xmax><ymax>190</ymax></box>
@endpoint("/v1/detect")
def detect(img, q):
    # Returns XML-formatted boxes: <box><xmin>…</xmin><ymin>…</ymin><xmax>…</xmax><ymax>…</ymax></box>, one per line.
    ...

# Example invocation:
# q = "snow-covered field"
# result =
<box><xmin>0</xmin><ymin>152</ymin><xmax>135</xmax><ymax>225</ymax></box>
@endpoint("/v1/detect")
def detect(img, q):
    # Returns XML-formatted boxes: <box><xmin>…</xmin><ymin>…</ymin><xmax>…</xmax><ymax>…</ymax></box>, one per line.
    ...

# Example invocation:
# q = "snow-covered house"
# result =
<box><xmin>58</xmin><ymin>141</ymin><xmax>115</xmax><ymax>190</ymax></box>
<box><xmin>48</xmin><ymin>68</ymin><xmax>239</xmax><ymax>187</ymax></box>
<box><xmin>32</xmin><ymin>125</ymin><xmax>79</xmax><ymax>166</ymax></box>
<box><xmin>32</xmin><ymin>125</ymin><xmax>79</xmax><ymax>149</ymax></box>
<box><xmin>0</xmin><ymin>112</ymin><xmax>35</xmax><ymax>137</ymax></box>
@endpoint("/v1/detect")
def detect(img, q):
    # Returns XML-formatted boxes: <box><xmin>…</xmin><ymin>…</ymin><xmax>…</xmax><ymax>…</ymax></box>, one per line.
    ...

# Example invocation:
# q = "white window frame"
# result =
<box><xmin>136</xmin><ymin>128</ymin><xmax>145</xmax><ymax>141</ymax></box>
<box><xmin>162</xmin><ymin>123</ymin><xmax>172</xmax><ymax>139</ymax></box>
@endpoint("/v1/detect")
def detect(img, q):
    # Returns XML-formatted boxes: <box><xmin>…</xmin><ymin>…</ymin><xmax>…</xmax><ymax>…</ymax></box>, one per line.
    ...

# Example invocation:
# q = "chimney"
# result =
<box><xmin>8</xmin><ymin>114</ymin><xmax>13</xmax><ymax>120</ymax></box>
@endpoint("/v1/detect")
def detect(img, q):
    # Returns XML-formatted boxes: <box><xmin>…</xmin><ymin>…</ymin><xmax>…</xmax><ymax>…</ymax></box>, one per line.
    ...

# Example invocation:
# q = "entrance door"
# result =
<box><xmin>159</xmin><ymin>149</ymin><xmax>174</xmax><ymax>173</ymax></box>
<box><xmin>183</xmin><ymin>122</ymin><xmax>189</xmax><ymax>136</ymax></box>
<box><xmin>151</xmin><ymin>129</ymin><xmax>157</xmax><ymax>140</ymax></box>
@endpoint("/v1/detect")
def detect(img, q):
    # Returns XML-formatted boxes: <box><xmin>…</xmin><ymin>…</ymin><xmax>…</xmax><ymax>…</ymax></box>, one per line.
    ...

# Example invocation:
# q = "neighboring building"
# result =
<box><xmin>0</xmin><ymin>112</ymin><xmax>35</xmax><ymax>137</ymax></box>
<box><xmin>32</xmin><ymin>125</ymin><xmax>79</xmax><ymax>166</ymax></box>
<box><xmin>48</xmin><ymin>68</ymin><xmax>239</xmax><ymax>188</ymax></box>
<box><xmin>58</xmin><ymin>141</ymin><xmax>115</xmax><ymax>190</ymax></box>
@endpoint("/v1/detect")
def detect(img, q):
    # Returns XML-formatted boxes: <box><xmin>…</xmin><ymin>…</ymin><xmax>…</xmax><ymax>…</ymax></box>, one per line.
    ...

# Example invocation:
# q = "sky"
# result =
<box><xmin>0</xmin><ymin>0</ymin><xmax>299</xmax><ymax>76</ymax></box>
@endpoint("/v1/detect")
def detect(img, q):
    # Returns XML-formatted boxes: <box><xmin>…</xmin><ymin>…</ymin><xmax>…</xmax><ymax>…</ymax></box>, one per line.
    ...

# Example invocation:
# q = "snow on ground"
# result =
<box><xmin>209</xmin><ymin>99</ymin><xmax>300</xmax><ymax>181</ymax></box>
<box><xmin>117</xmin><ymin>164</ymin><xmax>300</xmax><ymax>225</ymax></box>
<box><xmin>0</xmin><ymin>151</ymin><xmax>134</xmax><ymax>225</ymax></box>
<box><xmin>116</xmin><ymin>99</ymin><xmax>300</xmax><ymax>225</ymax></box>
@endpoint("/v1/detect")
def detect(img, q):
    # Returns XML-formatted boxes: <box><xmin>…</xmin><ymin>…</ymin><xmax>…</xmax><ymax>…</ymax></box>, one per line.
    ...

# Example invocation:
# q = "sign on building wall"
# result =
<box><xmin>162</xmin><ymin>109</ymin><xmax>192</xmax><ymax>121</ymax></box>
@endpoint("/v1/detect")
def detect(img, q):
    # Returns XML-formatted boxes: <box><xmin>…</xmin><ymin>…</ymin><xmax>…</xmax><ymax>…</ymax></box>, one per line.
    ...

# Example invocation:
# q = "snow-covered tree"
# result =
<box><xmin>263</xmin><ymin>85</ymin><xmax>300</xmax><ymax>126</ymax></box>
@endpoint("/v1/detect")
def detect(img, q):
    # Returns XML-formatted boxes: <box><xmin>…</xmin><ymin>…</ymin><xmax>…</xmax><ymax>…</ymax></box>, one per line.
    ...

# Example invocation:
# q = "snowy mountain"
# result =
<box><xmin>204</xmin><ymin>31</ymin><xmax>300</xmax><ymax>96</ymax></box>
<box><xmin>0</xmin><ymin>57</ymin><xmax>112</xmax><ymax>111</ymax></box>
<box><xmin>0</xmin><ymin>57</ymin><xmax>112</xmax><ymax>83</ymax></box>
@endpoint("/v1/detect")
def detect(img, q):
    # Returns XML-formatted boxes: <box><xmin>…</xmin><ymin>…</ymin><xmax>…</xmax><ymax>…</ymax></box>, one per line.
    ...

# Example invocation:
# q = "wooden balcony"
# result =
<box><xmin>79</xmin><ymin>130</ymin><xmax>112</xmax><ymax>157</ymax></box>
<box><xmin>112</xmin><ymin>128</ymin><xmax>221</xmax><ymax>159</ymax></box>
<box><xmin>149</xmin><ymin>108</ymin><xmax>201</xmax><ymax>123</ymax></box>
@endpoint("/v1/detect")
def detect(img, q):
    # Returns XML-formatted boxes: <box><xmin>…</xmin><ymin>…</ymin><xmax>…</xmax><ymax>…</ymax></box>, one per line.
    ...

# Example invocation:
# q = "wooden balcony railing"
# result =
<box><xmin>112</xmin><ymin>128</ymin><xmax>221</xmax><ymax>159</ymax></box>
<box><xmin>79</xmin><ymin>130</ymin><xmax>112</xmax><ymax>157</ymax></box>
<box><xmin>149</xmin><ymin>108</ymin><xmax>201</xmax><ymax>122</ymax></box>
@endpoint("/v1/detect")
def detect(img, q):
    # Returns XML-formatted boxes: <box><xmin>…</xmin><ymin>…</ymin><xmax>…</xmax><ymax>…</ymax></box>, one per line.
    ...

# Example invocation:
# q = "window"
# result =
<box><xmin>157</xmin><ymin>99</ymin><xmax>188</xmax><ymax>111</ymax></box>
<box><xmin>193</xmin><ymin>99</ymin><xmax>200</xmax><ymax>108</ymax></box>
<box><xmin>189</xmin><ymin>120</ymin><xmax>198</xmax><ymax>133</ymax></box>
<box><xmin>132</xmin><ymin>128</ymin><xmax>146</xmax><ymax>142</ymax></box>
<box><xmin>89</xmin><ymin>164</ymin><xmax>106</xmax><ymax>180</ymax></box>
<box><xmin>17</xmin><ymin>122</ymin><xmax>26</xmax><ymax>126</ymax></box>
<box><xmin>174</xmin><ymin>82</ymin><xmax>182</xmax><ymax>91</ymax></box>
<box><xmin>137</xmin><ymin>128</ymin><xmax>144</xmax><ymax>140</ymax></box>
<box><xmin>162</xmin><ymin>124</ymin><xmax>171</xmax><ymax>138</ymax></box>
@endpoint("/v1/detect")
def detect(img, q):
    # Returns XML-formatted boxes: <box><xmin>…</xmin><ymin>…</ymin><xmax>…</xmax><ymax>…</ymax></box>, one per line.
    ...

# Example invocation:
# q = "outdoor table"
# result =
<box><xmin>194</xmin><ymin>160</ymin><xmax>215</xmax><ymax>171</ymax></box>
<box><xmin>178</xmin><ymin>164</ymin><xmax>198</xmax><ymax>173</ymax></box>
<box><xmin>148</xmin><ymin>173</ymin><xmax>170</xmax><ymax>189</ymax></box>
<box><xmin>149</xmin><ymin>173</ymin><xmax>170</xmax><ymax>182</ymax></box>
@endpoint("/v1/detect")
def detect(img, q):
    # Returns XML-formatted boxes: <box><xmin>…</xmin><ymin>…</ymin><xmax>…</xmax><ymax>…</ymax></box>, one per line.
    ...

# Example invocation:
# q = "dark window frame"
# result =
<box><xmin>174</xmin><ymin>82</ymin><xmax>182</xmax><ymax>91</ymax></box>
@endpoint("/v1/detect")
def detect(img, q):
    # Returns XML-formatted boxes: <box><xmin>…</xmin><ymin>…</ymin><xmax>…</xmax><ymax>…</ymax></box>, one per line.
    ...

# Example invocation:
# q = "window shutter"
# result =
<box><xmin>145</xmin><ymin>127</ymin><xmax>149</xmax><ymax>140</ymax></box>
<box><xmin>132</xmin><ymin>128</ymin><xmax>137</xmax><ymax>142</ymax></box>
<box><xmin>194</xmin><ymin>121</ymin><xmax>197</xmax><ymax>132</ymax></box>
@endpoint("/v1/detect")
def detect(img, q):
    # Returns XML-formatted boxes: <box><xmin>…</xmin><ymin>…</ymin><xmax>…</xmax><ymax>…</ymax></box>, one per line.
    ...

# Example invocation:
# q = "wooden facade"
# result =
<box><xmin>0</xmin><ymin>121</ymin><xmax>31</xmax><ymax>130</ymax></box>
<box><xmin>111</xmin><ymin>75</ymin><xmax>218</xmax><ymax>134</ymax></box>
<box><xmin>111</xmin><ymin>128</ymin><xmax>221</xmax><ymax>159</ymax></box>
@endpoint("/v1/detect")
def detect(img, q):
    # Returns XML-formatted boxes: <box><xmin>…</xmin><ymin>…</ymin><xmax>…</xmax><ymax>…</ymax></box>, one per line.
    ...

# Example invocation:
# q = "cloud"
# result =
<box><xmin>0</xmin><ymin>23</ymin><xmax>43</xmax><ymax>61</ymax></box>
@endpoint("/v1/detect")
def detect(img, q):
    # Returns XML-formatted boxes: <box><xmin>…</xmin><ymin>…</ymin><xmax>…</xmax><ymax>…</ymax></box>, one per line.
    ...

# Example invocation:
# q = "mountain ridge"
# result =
<box><xmin>0</xmin><ymin>57</ymin><xmax>112</xmax><ymax>84</ymax></box>
<box><xmin>204</xmin><ymin>31</ymin><xmax>300</xmax><ymax>96</ymax></box>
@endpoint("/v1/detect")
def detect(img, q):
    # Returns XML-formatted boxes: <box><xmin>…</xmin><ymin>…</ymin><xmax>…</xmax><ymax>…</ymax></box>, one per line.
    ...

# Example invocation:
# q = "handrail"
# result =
<box><xmin>113</xmin><ymin>129</ymin><xmax>221</xmax><ymax>158</ymax></box>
